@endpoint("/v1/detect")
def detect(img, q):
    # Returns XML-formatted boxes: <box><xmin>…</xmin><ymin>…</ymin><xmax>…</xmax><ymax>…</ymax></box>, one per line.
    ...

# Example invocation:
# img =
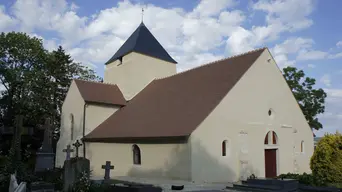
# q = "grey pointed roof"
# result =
<box><xmin>105</xmin><ymin>22</ymin><xmax>177</xmax><ymax>65</ymax></box>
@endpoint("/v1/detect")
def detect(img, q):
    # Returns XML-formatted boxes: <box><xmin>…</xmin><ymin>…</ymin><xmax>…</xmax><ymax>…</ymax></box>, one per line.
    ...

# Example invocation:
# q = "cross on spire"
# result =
<box><xmin>62</xmin><ymin>144</ymin><xmax>74</xmax><ymax>160</ymax></box>
<box><xmin>141</xmin><ymin>7</ymin><xmax>144</xmax><ymax>22</ymax></box>
<box><xmin>72</xmin><ymin>140</ymin><xmax>82</xmax><ymax>158</ymax></box>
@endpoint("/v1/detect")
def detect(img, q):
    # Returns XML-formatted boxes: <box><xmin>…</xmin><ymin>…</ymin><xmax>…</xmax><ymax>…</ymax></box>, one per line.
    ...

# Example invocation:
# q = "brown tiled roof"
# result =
<box><xmin>83</xmin><ymin>48</ymin><xmax>266</xmax><ymax>141</ymax></box>
<box><xmin>74</xmin><ymin>79</ymin><xmax>126</xmax><ymax>106</ymax></box>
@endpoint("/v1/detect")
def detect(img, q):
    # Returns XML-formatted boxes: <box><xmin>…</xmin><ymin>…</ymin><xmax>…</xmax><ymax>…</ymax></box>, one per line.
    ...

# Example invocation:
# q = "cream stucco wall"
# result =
<box><xmin>56</xmin><ymin>81</ymin><xmax>85</xmax><ymax>167</ymax></box>
<box><xmin>104</xmin><ymin>52</ymin><xmax>176</xmax><ymax>100</ymax></box>
<box><xmin>86</xmin><ymin>142</ymin><xmax>191</xmax><ymax>180</ymax></box>
<box><xmin>55</xmin><ymin>81</ymin><xmax>120</xmax><ymax>167</ymax></box>
<box><xmin>190</xmin><ymin>49</ymin><xmax>314</xmax><ymax>183</ymax></box>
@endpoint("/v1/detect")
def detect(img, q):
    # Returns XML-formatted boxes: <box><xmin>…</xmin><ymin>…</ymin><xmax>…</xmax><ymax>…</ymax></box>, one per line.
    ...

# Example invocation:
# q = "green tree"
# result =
<box><xmin>282</xmin><ymin>66</ymin><xmax>327</xmax><ymax>130</ymax></box>
<box><xmin>0</xmin><ymin>32</ymin><xmax>100</xmax><ymax>141</ymax></box>
<box><xmin>310</xmin><ymin>132</ymin><xmax>342</xmax><ymax>185</ymax></box>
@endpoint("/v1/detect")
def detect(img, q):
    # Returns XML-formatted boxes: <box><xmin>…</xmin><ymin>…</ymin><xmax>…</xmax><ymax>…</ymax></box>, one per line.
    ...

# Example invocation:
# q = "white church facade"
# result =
<box><xmin>55</xmin><ymin>22</ymin><xmax>314</xmax><ymax>183</ymax></box>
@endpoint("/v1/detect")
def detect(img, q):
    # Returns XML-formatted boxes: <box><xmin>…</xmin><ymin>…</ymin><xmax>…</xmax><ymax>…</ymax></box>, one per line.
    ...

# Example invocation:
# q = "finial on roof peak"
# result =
<box><xmin>141</xmin><ymin>7</ymin><xmax>144</xmax><ymax>23</ymax></box>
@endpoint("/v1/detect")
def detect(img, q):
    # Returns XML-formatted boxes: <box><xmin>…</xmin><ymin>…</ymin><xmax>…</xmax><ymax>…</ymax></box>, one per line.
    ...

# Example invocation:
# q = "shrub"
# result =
<box><xmin>35</xmin><ymin>168</ymin><xmax>63</xmax><ymax>191</ymax></box>
<box><xmin>310</xmin><ymin>132</ymin><xmax>342</xmax><ymax>185</ymax></box>
<box><xmin>72</xmin><ymin>170</ymin><xmax>91</xmax><ymax>192</ymax></box>
<box><xmin>277</xmin><ymin>172</ymin><xmax>323</xmax><ymax>186</ymax></box>
<box><xmin>88</xmin><ymin>182</ymin><xmax>111</xmax><ymax>192</ymax></box>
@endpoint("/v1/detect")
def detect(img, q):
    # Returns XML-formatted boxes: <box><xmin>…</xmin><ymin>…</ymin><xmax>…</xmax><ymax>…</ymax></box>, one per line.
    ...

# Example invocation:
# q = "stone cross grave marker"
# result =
<box><xmin>63</xmin><ymin>145</ymin><xmax>74</xmax><ymax>160</ymax></box>
<box><xmin>35</xmin><ymin>118</ymin><xmax>56</xmax><ymax>172</ymax></box>
<box><xmin>40</xmin><ymin>118</ymin><xmax>53</xmax><ymax>153</ymax></box>
<box><xmin>102</xmin><ymin>161</ymin><xmax>114</xmax><ymax>180</ymax></box>
<box><xmin>12</xmin><ymin>116</ymin><xmax>23</xmax><ymax>162</ymax></box>
<box><xmin>72</xmin><ymin>140</ymin><xmax>82</xmax><ymax>158</ymax></box>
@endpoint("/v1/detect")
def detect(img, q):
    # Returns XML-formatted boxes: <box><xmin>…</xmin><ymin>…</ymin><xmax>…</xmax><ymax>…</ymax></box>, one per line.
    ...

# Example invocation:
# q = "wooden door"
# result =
<box><xmin>264</xmin><ymin>149</ymin><xmax>277</xmax><ymax>178</ymax></box>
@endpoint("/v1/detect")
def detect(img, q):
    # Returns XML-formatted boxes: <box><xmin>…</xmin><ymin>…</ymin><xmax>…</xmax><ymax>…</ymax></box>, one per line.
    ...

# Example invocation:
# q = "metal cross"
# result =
<box><xmin>141</xmin><ymin>7</ymin><xmax>144</xmax><ymax>22</ymax></box>
<box><xmin>101</xmin><ymin>161</ymin><xmax>114</xmax><ymax>180</ymax></box>
<box><xmin>72</xmin><ymin>140</ymin><xmax>82</xmax><ymax>158</ymax></box>
<box><xmin>62</xmin><ymin>144</ymin><xmax>74</xmax><ymax>160</ymax></box>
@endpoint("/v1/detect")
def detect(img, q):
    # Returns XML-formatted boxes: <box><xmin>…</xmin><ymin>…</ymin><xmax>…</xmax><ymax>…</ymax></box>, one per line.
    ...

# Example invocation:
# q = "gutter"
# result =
<box><xmin>82</xmin><ymin>102</ymin><xmax>87</xmax><ymax>158</ymax></box>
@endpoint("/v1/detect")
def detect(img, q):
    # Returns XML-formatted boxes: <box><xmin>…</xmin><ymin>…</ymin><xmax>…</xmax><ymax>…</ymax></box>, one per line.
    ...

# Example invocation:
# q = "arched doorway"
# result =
<box><xmin>264</xmin><ymin>131</ymin><xmax>278</xmax><ymax>178</ymax></box>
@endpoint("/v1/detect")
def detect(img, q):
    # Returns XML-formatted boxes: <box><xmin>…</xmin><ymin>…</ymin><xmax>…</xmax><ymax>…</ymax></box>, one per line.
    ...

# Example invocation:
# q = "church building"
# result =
<box><xmin>55</xmin><ymin>21</ymin><xmax>314</xmax><ymax>183</ymax></box>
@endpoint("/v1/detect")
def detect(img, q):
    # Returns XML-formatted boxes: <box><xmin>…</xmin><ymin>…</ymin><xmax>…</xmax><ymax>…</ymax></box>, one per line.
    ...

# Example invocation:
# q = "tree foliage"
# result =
<box><xmin>310</xmin><ymin>132</ymin><xmax>342</xmax><ymax>185</ymax></box>
<box><xmin>282</xmin><ymin>66</ymin><xmax>327</xmax><ymax>130</ymax></box>
<box><xmin>0</xmin><ymin>32</ymin><xmax>101</xmax><ymax>140</ymax></box>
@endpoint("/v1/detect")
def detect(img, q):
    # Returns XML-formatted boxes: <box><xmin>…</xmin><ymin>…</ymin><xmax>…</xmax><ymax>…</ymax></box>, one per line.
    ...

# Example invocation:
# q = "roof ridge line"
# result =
<box><xmin>155</xmin><ymin>47</ymin><xmax>267</xmax><ymax>80</ymax></box>
<box><xmin>74</xmin><ymin>79</ymin><xmax>117</xmax><ymax>86</ymax></box>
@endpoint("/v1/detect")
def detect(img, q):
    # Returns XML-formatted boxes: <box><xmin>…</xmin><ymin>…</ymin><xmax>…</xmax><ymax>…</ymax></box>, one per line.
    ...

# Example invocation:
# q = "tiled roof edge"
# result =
<box><xmin>155</xmin><ymin>47</ymin><xmax>267</xmax><ymax>80</ymax></box>
<box><xmin>74</xmin><ymin>79</ymin><xmax>118</xmax><ymax>86</ymax></box>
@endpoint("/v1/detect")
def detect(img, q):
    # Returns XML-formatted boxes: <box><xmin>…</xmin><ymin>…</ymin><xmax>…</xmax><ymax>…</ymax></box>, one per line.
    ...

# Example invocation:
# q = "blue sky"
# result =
<box><xmin>0</xmin><ymin>0</ymin><xmax>341</xmax><ymax>136</ymax></box>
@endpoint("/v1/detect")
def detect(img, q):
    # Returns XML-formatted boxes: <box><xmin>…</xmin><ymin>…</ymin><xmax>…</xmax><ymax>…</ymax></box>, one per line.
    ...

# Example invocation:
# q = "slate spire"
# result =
<box><xmin>105</xmin><ymin>22</ymin><xmax>177</xmax><ymax>65</ymax></box>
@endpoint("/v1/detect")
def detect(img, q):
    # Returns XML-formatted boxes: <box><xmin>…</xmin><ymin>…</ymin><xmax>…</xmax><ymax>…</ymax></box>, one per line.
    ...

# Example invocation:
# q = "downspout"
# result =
<box><xmin>83</xmin><ymin>102</ymin><xmax>87</xmax><ymax>158</ymax></box>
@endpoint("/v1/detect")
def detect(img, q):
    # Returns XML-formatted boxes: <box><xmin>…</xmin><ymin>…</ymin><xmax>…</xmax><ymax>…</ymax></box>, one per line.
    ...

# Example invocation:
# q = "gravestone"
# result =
<box><xmin>72</xmin><ymin>140</ymin><xmax>82</xmax><ymax>158</ymax></box>
<box><xmin>33</xmin><ymin>118</ymin><xmax>55</xmax><ymax>192</ymax></box>
<box><xmin>12</xmin><ymin>116</ymin><xmax>23</xmax><ymax>163</ymax></box>
<box><xmin>10</xmin><ymin>116</ymin><xmax>24</xmax><ymax>183</ymax></box>
<box><xmin>35</xmin><ymin>118</ymin><xmax>55</xmax><ymax>172</ymax></box>
<box><xmin>101</xmin><ymin>161</ymin><xmax>114</xmax><ymax>181</ymax></box>
<box><xmin>62</xmin><ymin>145</ymin><xmax>74</xmax><ymax>160</ymax></box>
<box><xmin>63</xmin><ymin>157</ymin><xmax>90</xmax><ymax>192</ymax></box>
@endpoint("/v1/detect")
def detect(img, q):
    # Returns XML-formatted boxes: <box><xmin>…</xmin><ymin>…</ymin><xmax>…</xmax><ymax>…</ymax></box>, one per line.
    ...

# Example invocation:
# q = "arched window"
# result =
<box><xmin>272</xmin><ymin>131</ymin><xmax>278</xmax><ymax>144</ymax></box>
<box><xmin>301</xmin><ymin>141</ymin><xmax>304</xmax><ymax>153</ymax></box>
<box><xmin>264</xmin><ymin>131</ymin><xmax>278</xmax><ymax>145</ymax></box>
<box><xmin>70</xmin><ymin>114</ymin><xmax>74</xmax><ymax>141</ymax></box>
<box><xmin>222</xmin><ymin>140</ymin><xmax>227</xmax><ymax>156</ymax></box>
<box><xmin>132</xmin><ymin>144</ymin><xmax>141</xmax><ymax>165</ymax></box>
<box><xmin>264</xmin><ymin>133</ymin><xmax>269</xmax><ymax>144</ymax></box>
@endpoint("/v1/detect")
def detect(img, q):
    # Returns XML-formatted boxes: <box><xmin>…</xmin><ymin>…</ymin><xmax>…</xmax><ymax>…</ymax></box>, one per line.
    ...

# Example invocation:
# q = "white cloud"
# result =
<box><xmin>190</xmin><ymin>0</ymin><xmax>237</xmax><ymax>17</ymax></box>
<box><xmin>316</xmin><ymin>88</ymin><xmax>342</xmax><ymax>136</ymax></box>
<box><xmin>271</xmin><ymin>37</ymin><xmax>314</xmax><ymax>68</ymax></box>
<box><xmin>0</xmin><ymin>5</ymin><xmax>17</xmax><ymax>31</ymax></box>
<box><xmin>297</xmin><ymin>50</ymin><xmax>328</xmax><ymax>60</ymax></box>
<box><xmin>320</xmin><ymin>74</ymin><xmax>331</xmax><ymax>87</ymax></box>
<box><xmin>177</xmin><ymin>53</ymin><xmax>224</xmax><ymax>72</ymax></box>
<box><xmin>325</xmin><ymin>89</ymin><xmax>342</xmax><ymax>98</ymax></box>
<box><xmin>307</xmin><ymin>64</ymin><xmax>315</xmax><ymax>68</ymax></box>
<box><xmin>328</xmin><ymin>52</ymin><xmax>342</xmax><ymax>59</ymax></box>
<box><xmin>225</xmin><ymin>27</ymin><xmax>254</xmax><ymax>55</ymax></box>
<box><xmin>273</xmin><ymin>37</ymin><xmax>314</xmax><ymax>55</ymax></box>
<box><xmin>0</xmin><ymin>0</ymin><xmax>319</xmax><ymax>70</ymax></box>
<box><xmin>337</xmin><ymin>41</ymin><xmax>342</xmax><ymax>48</ymax></box>
<box><xmin>252</xmin><ymin>0</ymin><xmax>314</xmax><ymax>35</ymax></box>
<box><xmin>225</xmin><ymin>0</ymin><xmax>315</xmax><ymax>56</ymax></box>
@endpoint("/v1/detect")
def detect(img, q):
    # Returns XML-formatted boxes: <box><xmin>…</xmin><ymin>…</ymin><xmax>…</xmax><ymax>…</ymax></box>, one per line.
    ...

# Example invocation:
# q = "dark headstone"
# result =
<box><xmin>63</xmin><ymin>157</ymin><xmax>90</xmax><ymax>192</ymax></box>
<box><xmin>102</xmin><ymin>161</ymin><xmax>114</xmax><ymax>180</ymax></box>
<box><xmin>35</xmin><ymin>119</ymin><xmax>55</xmax><ymax>172</ymax></box>
<box><xmin>12</xmin><ymin>116</ymin><xmax>23</xmax><ymax>162</ymax></box>
<box><xmin>39</xmin><ymin>118</ymin><xmax>53</xmax><ymax>153</ymax></box>
<box><xmin>171</xmin><ymin>185</ymin><xmax>184</xmax><ymax>190</ymax></box>
<box><xmin>62</xmin><ymin>144</ymin><xmax>74</xmax><ymax>160</ymax></box>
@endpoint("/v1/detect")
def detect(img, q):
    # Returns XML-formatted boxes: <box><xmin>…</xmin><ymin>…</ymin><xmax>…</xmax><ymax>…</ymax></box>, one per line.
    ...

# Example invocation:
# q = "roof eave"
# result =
<box><xmin>82</xmin><ymin>135</ymin><xmax>189</xmax><ymax>143</ymax></box>
<box><xmin>85</xmin><ymin>100</ymin><xmax>126</xmax><ymax>107</ymax></box>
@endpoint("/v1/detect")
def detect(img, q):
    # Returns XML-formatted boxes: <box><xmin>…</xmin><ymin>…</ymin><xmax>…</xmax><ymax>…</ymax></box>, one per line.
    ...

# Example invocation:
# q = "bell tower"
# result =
<box><xmin>104</xmin><ymin>22</ymin><xmax>177</xmax><ymax>100</ymax></box>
